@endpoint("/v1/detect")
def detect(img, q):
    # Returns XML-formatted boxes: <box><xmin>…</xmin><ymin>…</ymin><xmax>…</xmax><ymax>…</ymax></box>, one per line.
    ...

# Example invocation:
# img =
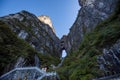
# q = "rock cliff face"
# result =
<box><xmin>98</xmin><ymin>39</ymin><xmax>120</xmax><ymax>76</ymax></box>
<box><xmin>0</xmin><ymin>10</ymin><xmax>61</xmax><ymax>57</ymax></box>
<box><xmin>0</xmin><ymin>0</ymin><xmax>119</xmax><ymax>79</ymax></box>
<box><xmin>0</xmin><ymin>12</ymin><xmax>61</xmax><ymax>76</ymax></box>
<box><xmin>38</xmin><ymin>15</ymin><xmax>55</xmax><ymax>33</ymax></box>
<box><xmin>57</xmin><ymin>1</ymin><xmax>120</xmax><ymax>79</ymax></box>
<box><xmin>62</xmin><ymin>0</ymin><xmax>118</xmax><ymax>53</ymax></box>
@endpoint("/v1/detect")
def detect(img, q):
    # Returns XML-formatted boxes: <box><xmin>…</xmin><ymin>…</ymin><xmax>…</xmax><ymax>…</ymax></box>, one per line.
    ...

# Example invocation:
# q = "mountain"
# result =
<box><xmin>0</xmin><ymin>11</ymin><xmax>61</xmax><ymax>77</ymax></box>
<box><xmin>58</xmin><ymin>0</ymin><xmax>120</xmax><ymax>79</ymax></box>
<box><xmin>0</xmin><ymin>0</ymin><xmax>120</xmax><ymax>80</ymax></box>
<box><xmin>0</xmin><ymin>10</ymin><xmax>61</xmax><ymax>57</ymax></box>
<box><xmin>62</xmin><ymin>0</ymin><xmax>118</xmax><ymax>54</ymax></box>
<box><xmin>38</xmin><ymin>15</ymin><xmax>55</xmax><ymax>33</ymax></box>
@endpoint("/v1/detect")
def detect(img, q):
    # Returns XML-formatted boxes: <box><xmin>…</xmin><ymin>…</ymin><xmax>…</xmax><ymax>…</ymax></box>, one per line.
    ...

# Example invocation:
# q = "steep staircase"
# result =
<box><xmin>0</xmin><ymin>67</ymin><xmax>57</xmax><ymax>80</ymax></box>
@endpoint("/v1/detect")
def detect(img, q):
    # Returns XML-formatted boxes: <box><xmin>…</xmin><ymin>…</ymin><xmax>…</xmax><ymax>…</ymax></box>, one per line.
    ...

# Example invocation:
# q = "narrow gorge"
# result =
<box><xmin>0</xmin><ymin>0</ymin><xmax>120</xmax><ymax>80</ymax></box>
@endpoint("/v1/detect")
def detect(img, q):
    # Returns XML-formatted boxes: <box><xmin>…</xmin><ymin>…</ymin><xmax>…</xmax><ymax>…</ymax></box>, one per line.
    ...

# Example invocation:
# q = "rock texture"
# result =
<box><xmin>38</xmin><ymin>15</ymin><xmax>55</xmax><ymax>33</ymax></box>
<box><xmin>62</xmin><ymin>0</ymin><xmax>118</xmax><ymax>54</ymax></box>
<box><xmin>98</xmin><ymin>39</ymin><xmax>120</xmax><ymax>76</ymax></box>
<box><xmin>0</xmin><ymin>10</ymin><xmax>61</xmax><ymax>57</ymax></box>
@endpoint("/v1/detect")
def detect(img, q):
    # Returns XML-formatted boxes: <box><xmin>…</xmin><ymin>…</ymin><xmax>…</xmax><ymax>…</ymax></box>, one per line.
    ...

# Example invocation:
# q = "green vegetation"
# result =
<box><xmin>0</xmin><ymin>21</ymin><xmax>60</xmax><ymax>75</ymax></box>
<box><xmin>57</xmin><ymin>2</ymin><xmax>120</xmax><ymax>80</ymax></box>
<box><xmin>7</xmin><ymin>15</ymin><xmax>58</xmax><ymax>57</ymax></box>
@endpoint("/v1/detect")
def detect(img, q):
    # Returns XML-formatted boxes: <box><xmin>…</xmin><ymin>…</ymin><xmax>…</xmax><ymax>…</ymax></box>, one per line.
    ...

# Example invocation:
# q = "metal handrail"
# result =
<box><xmin>0</xmin><ymin>67</ymin><xmax>56</xmax><ymax>80</ymax></box>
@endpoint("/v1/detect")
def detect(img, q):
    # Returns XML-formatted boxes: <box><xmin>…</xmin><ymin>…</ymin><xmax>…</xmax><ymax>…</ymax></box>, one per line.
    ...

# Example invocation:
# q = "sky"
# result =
<box><xmin>62</xmin><ymin>50</ymin><xmax>67</xmax><ymax>58</ymax></box>
<box><xmin>0</xmin><ymin>0</ymin><xmax>80</xmax><ymax>38</ymax></box>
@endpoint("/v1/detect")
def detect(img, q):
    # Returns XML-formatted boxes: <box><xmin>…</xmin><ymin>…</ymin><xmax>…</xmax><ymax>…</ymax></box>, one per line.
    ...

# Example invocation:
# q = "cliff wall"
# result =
<box><xmin>62</xmin><ymin>0</ymin><xmax>118</xmax><ymax>54</ymax></box>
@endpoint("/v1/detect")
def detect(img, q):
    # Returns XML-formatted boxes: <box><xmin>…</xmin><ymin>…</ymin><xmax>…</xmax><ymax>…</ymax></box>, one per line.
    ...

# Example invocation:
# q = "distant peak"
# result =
<box><xmin>19</xmin><ymin>10</ymin><xmax>34</xmax><ymax>16</ymax></box>
<box><xmin>20</xmin><ymin>10</ymin><xmax>30</xmax><ymax>14</ymax></box>
<box><xmin>38</xmin><ymin>15</ymin><xmax>55</xmax><ymax>33</ymax></box>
